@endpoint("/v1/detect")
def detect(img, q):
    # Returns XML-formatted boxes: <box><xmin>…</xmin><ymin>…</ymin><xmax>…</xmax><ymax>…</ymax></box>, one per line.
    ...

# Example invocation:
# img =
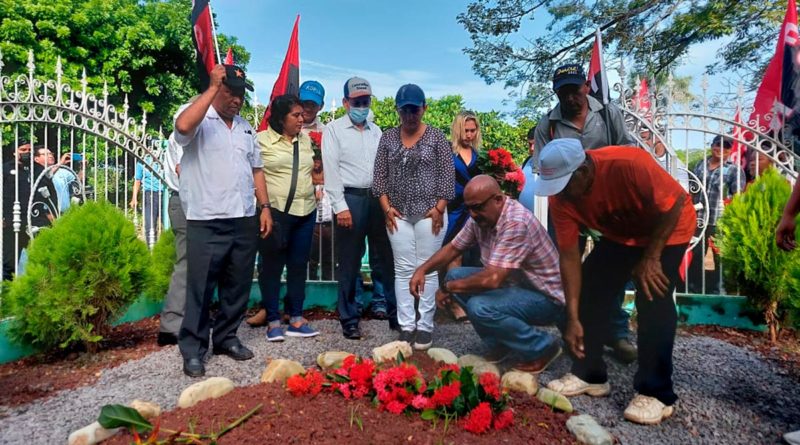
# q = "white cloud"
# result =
<box><xmin>247</xmin><ymin>59</ymin><xmax>512</xmax><ymax>113</ymax></box>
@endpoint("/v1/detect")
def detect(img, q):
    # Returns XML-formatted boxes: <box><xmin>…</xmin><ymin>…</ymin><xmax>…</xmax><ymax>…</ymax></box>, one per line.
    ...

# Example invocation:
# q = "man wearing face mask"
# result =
<box><xmin>322</xmin><ymin>77</ymin><xmax>396</xmax><ymax>339</ymax></box>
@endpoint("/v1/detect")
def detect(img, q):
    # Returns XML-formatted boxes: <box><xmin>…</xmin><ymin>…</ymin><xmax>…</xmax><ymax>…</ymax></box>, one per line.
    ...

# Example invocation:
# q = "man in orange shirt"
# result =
<box><xmin>533</xmin><ymin>138</ymin><xmax>696</xmax><ymax>425</ymax></box>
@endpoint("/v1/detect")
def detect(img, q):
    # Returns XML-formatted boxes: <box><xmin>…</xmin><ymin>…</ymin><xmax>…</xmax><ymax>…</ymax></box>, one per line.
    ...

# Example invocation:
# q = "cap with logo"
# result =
<box><xmin>395</xmin><ymin>84</ymin><xmax>426</xmax><ymax>107</ymax></box>
<box><xmin>299</xmin><ymin>80</ymin><xmax>325</xmax><ymax>105</ymax></box>
<box><xmin>343</xmin><ymin>77</ymin><xmax>372</xmax><ymax>99</ymax></box>
<box><xmin>532</xmin><ymin>138</ymin><xmax>587</xmax><ymax>196</ymax></box>
<box><xmin>552</xmin><ymin>63</ymin><xmax>586</xmax><ymax>91</ymax></box>
<box><xmin>222</xmin><ymin>64</ymin><xmax>253</xmax><ymax>91</ymax></box>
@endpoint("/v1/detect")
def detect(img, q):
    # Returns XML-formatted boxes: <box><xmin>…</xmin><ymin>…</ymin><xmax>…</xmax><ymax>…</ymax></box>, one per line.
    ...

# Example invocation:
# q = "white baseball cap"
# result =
<box><xmin>532</xmin><ymin>138</ymin><xmax>586</xmax><ymax>196</ymax></box>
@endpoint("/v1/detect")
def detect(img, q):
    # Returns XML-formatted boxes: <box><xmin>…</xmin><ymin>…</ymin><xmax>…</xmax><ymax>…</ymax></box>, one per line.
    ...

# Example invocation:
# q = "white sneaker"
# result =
<box><xmin>546</xmin><ymin>373</ymin><xmax>611</xmax><ymax>397</ymax></box>
<box><xmin>623</xmin><ymin>394</ymin><xmax>674</xmax><ymax>425</ymax></box>
<box><xmin>784</xmin><ymin>430</ymin><xmax>800</xmax><ymax>445</ymax></box>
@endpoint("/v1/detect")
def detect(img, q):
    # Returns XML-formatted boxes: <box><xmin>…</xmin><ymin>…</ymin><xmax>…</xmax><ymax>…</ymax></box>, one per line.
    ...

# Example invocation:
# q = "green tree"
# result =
<box><xmin>0</xmin><ymin>0</ymin><xmax>250</xmax><ymax>129</ymax></box>
<box><xmin>458</xmin><ymin>0</ymin><xmax>785</xmax><ymax>97</ymax></box>
<box><xmin>717</xmin><ymin>168</ymin><xmax>800</xmax><ymax>343</ymax></box>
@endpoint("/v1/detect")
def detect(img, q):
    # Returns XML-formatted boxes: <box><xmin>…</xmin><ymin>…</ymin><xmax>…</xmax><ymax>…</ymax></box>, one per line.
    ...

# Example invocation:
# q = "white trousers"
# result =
<box><xmin>387</xmin><ymin>214</ymin><xmax>447</xmax><ymax>333</ymax></box>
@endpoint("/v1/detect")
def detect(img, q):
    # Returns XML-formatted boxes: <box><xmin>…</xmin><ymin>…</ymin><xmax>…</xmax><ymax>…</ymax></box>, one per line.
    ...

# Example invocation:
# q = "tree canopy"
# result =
<box><xmin>0</xmin><ymin>0</ymin><xmax>250</xmax><ymax>129</ymax></box>
<box><xmin>458</xmin><ymin>0</ymin><xmax>786</xmax><ymax>112</ymax></box>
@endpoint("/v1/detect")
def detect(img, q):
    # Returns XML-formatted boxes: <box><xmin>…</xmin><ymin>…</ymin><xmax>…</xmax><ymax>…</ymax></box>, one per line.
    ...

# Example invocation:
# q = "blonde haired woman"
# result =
<box><xmin>439</xmin><ymin>111</ymin><xmax>483</xmax><ymax>321</ymax></box>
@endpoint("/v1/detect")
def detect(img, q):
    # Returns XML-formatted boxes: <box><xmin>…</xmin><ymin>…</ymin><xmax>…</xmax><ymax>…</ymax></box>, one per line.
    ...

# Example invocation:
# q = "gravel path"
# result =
<box><xmin>0</xmin><ymin>321</ymin><xmax>797</xmax><ymax>444</ymax></box>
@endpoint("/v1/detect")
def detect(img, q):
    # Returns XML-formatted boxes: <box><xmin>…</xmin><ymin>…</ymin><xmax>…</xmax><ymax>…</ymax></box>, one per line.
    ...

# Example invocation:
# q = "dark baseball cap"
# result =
<box><xmin>712</xmin><ymin>135</ymin><xmax>732</xmax><ymax>148</ymax></box>
<box><xmin>552</xmin><ymin>63</ymin><xmax>586</xmax><ymax>91</ymax></box>
<box><xmin>222</xmin><ymin>64</ymin><xmax>253</xmax><ymax>91</ymax></box>
<box><xmin>395</xmin><ymin>84</ymin><xmax>426</xmax><ymax>107</ymax></box>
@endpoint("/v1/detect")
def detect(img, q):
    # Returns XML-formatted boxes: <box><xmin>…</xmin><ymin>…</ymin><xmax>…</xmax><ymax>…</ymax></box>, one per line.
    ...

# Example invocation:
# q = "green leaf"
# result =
<box><xmin>396</xmin><ymin>350</ymin><xmax>405</xmax><ymax>364</ymax></box>
<box><xmin>98</xmin><ymin>404</ymin><xmax>152</xmax><ymax>432</ymax></box>
<box><xmin>421</xmin><ymin>409</ymin><xmax>437</xmax><ymax>420</ymax></box>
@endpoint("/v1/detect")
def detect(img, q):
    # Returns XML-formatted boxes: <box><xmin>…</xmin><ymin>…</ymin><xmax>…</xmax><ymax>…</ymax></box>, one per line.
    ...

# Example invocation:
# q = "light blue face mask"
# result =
<box><xmin>348</xmin><ymin>107</ymin><xmax>370</xmax><ymax>124</ymax></box>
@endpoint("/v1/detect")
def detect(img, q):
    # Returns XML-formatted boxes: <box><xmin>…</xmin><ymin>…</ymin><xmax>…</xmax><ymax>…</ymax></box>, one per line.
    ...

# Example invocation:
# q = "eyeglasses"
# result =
<box><xmin>465</xmin><ymin>194</ymin><xmax>497</xmax><ymax>212</ymax></box>
<box><xmin>398</xmin><ymin>105</ymin><xmax>421</xmax><ymax>115</ymax></box>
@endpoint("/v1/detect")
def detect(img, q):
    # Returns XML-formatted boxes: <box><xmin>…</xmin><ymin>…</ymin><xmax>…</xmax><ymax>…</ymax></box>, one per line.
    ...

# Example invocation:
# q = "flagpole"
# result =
<box><xmin>208</xmin><ymin>0</ymin><xmax>222</xmax><ymax>64</ymax></box>
<box><xmin>596</xmin><ymin>28</ymin><xmax>613</xmax><ymax>144</ymax></box>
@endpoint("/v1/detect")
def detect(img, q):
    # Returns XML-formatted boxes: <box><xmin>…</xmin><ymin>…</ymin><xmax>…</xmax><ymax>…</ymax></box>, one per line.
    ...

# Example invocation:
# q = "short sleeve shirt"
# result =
<box><xmin>452</xmin><ymin>198</ymin><xmax>564</xmax><ymax>304</ymax></box>
<box><xmin>371</xmin><ymin>126</ymin><xmax>455</xmax><ymax>217</ymax></box>
<box><xmin>550</xmin><ymin>147</ymin><xmax>697</xmax><ymax>250</ymax></box>
<box><xmin>173</xmin><ymin>104</ymin><xmax>262</xmax><ymax>220</ymax></box>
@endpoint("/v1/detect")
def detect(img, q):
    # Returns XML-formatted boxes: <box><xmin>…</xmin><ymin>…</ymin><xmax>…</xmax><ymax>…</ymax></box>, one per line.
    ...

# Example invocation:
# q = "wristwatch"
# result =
<box><xmin>259</xmin><ymin>203</ymin><xmax>271</xmax><ymax>212</ymax></box>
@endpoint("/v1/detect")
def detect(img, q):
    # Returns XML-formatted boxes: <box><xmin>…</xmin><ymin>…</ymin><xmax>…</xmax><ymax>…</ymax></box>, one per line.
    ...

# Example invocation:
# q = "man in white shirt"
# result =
<box><xmin>323</xmin><ymin>77</ymin><xmax>396</xmax><ymax>339</ymax></box>
<box><xmin>173</xmin><ymin>64</ymin><xmax>272</xmax><ymax>377</ymax></box>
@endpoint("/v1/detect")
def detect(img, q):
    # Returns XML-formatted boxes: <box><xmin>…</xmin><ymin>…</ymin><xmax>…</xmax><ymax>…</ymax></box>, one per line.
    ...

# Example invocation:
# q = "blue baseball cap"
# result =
<box><xmin>395</xmin><ymin>84</ymin><xmax>426</xmax><ymax>107</ymax></box>
<box><xmin>299</xmin><ymin>80</ymin><xmax>325</xmax><ymax>105</ymax></box>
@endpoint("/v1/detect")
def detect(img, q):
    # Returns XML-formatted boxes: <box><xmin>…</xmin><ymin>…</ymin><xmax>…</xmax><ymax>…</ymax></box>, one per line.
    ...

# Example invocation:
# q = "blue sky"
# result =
<box><xmin>211</xmin><ymin>0</ymin><xmax>760</xmax><ymax>123</ymax></box>
<box><xmin>212</xmin><ymin>0</ymin><xmax>512</xmax><ymax>113</ymax></box>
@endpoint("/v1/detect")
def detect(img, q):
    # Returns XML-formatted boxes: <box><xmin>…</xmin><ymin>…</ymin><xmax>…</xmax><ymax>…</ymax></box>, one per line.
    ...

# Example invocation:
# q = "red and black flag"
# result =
<box><xmin>587</xmin><ymin>29</ymin><xmax>609</xmax><ymax>105</ymax></box>
<box><xmin>750</xmin><ymin>0</ymin><xmax>800</xmax><ymax>135</ymax></box>
<box><xmin>191</xmin><ymin>0</ymin><xmax>217</xmax><ymax>91</ymax></box>
<box><xmin>258</xmin><ymin>15</ymin><xmax>301</xmax><ymax>132</ymax></box>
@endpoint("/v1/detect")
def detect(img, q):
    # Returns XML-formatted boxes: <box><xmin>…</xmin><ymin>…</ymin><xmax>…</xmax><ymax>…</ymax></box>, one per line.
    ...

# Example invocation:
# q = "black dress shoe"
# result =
<box><xmin>212</xmin><ymin>343</ymin><xmax>255</xmax><ymax>361</ymax></box>
<box><xmin>157</xmin><ymin>332</ymin><xmax>178</xmax><ymax>346</ymax></box>
<box><xmin>342</xmin><ymin>326</ymin><xmax>362</xmax><ymax>340</ymax></box>
<box><xmin>183</xmin><ymin>358</ymin><xmax>205</xmax><ymax>377</ymax></box>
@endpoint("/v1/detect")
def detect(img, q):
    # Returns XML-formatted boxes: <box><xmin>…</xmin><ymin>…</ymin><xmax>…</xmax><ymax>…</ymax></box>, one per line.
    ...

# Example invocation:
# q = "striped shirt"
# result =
<box><xmin>451</xmin><ymin>198</ymin><xmax>564</xmax><ymax>304</ymax></box>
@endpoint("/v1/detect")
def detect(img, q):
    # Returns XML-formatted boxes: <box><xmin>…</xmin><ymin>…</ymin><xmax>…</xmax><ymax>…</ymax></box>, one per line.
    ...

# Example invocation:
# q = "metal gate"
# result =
<box><xmin>1</xmin><ymin>50</ymin><xmax>168</xmax><ymax>285</ymax></box>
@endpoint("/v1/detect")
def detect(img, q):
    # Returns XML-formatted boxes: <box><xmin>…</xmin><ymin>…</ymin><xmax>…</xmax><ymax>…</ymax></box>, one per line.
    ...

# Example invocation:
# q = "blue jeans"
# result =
<box><xmin>446</xmin><ymin>267</ymin><xmax>565</xmax><ymax>362</ymax></box>
<box><xmin>258</xmin><ymin>209</ymin><xmax>317</xmax><ymax>323</ymax></box>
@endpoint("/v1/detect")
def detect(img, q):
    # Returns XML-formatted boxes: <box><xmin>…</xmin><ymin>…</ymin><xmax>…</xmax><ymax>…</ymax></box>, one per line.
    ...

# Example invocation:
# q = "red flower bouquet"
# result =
<box><xmin>478</xmin><ymin>147</ymin><xmax>525</xmax><ymax>198</ymax></box>
<box><xmin>330</xmin><ymin>355</ymin><xmax>376</xmax><ymax>399</ymax></box>
<box><xmin>286</xmin><ymin>369</ymin><xmax>325</xmax><ymax>396</ymax></box>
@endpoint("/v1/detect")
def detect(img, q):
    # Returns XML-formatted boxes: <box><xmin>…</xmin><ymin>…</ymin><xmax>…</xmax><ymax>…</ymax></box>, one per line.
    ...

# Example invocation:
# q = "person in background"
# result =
<box><xmin>687</xmin><ymin>135</ymin><xmax>746</xmax><ymax>295</ymax></box>
<box><xmin>129</xmin><ymin>154</ymin><xmax>164</xmax><ymax>245</ymax></box>
<box><xmin>372</xmin><ymin>84</ymin><xmax>454</xmax><ymax>351</ymax></box>
<box><xmin>299</xmin><ymin>80</ymin><xmax>326</xmax><ymax>133</ymax></box>
<box><xmin>173</xmin><ymin>64</ymin><xmax>272</xmax><ymax>378</ymax></box>
<box><xmin>2</xmin><ymin>141</ymin><xmax>33</xmax><ymax>280</ymax></box>
<box><xmin>323</xmin><ymin>77</ymin><xmax>395</xmax><ymax>340</ymax></box>
<box><xmin>157</xmin><ymin>132</ymin><xmax>187</xmax><ymax>346</ymax></box>
<box><xmin>436</xmin><ymin>110</ymin><xmax>484</xmax><ymax>323</ymax></box>
<box><xmin>532</xmin><ymin>63</ymin><xmax>638</xmax><ymax>364</ymax></box>
<box><xmin>50</xmin><ymin>152</ymin><xmax>81</xmax><ymax>213</ymax></box>
<box><xmin>535</xmin><ymin>139</ymin><xmax>696</xmax><ymax>425</ymax></box>
<box><xmin>256</xmin><ymin>94</ymin><xmax>319</xmax><ymax>342</ymax></box>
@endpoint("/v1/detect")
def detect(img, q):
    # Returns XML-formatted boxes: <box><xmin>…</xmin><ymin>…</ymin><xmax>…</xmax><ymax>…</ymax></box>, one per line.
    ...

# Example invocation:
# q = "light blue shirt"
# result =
<box><xmin>134</xmin><ymin>158</ymin><xmax>163</xmax><ymax>193</ymax></box>
<box><xmin>173</xmin><ymin>103</ymin><xmax>262</xmax><ymax>220</ymax></box>
<box><xmin>322</xmin><ymin>114</ymin><xmax>383</xmax><ymax>214</ymax></box>
<box><xmin>51</xmin><ymin>167</ymin><xmax>77</xmax><ymax>213</ymax></box>
<box><xmin>518</xmin><ymin>157</ymin><xmax>537</xmax><ymax>212</ymax></box>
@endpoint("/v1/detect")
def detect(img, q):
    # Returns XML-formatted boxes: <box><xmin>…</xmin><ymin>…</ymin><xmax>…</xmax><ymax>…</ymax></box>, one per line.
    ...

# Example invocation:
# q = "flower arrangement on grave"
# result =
<box><xmin>477</xmin><ymin>147</ymin><xmax>525</xmax><ymax>198</ymax></box>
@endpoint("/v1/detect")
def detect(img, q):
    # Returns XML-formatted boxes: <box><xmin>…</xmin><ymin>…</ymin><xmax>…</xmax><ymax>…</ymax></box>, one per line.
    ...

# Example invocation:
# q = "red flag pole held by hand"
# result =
<box><xmin>190</xmin><ymin>0</ymin><xmax>222</xmax><ymax>91</ymax></box>
<box><xmin>258</xmin><ymin>15</ymin><xmax>301</xmax><ymax>131</ymax></box>
<box><xmin>587</xmin><ymin>28</ymin><xmax>613</xmax><ymax>144</ymax></box>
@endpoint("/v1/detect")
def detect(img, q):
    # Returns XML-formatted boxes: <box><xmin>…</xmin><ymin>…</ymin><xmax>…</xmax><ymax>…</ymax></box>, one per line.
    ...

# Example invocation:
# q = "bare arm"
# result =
<box><xmin>409</xmin><ymin>243</ymin><xmax>463</xmax><ymax>298</ymax></box>
<box><xmin>777</xmin><ymin>179</ymin><xmax>800</xmax><ymax>250</ymax></box>
<box><xmin>634</xmin><ymin>193</ymin><xmax>687</xmax><ymax>300</ymax></box>
<box><xmin>253</xmin><ymin>168</ymin><xmax>272</xmax><ymax>238</ymax></box>
<box><xmin>175</xmin><ymin>65</ymin><xmax>225</xmax><ymax>136</ymax></box>
<box><xmin>129</xmin><ymin>180</ymin><xmax>141</xmax><ymax>208</ymax></box>
<box><xmin>559</xmin><ymin>244</ymin><xmax>584</xmax><ymax>358</ymax></box>
<box><xmin>444</xmin><ymin>264</ymin><xmax>514</xmax><ymax>295</ymax></box>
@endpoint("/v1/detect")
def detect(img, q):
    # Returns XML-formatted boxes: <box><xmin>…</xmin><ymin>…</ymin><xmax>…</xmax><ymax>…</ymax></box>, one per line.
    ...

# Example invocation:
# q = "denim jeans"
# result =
<box><xmin>571</xmin><ymin>240</ymin><xmax>686</xmax><ymax>406</ymax></box>
<box><xmin>258</xmin><ymin>209</ymin><xmax>317</xmax><ymax>323</ymax></box>
<box><xmin>446</xmin><ymin>267</ymin><xmax>565</xmax><ymax>362</ymax></box>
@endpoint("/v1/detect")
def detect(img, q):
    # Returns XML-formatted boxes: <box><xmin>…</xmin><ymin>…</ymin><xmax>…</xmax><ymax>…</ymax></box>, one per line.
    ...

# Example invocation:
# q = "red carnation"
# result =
<box><xmin>430</xmin><ymin>381</ymin><xmax>461</xmax><ymax>408</ymax></box>
<box><xmin>309</xmin><ymin>131</ymin><xmax>323</xmax><ymax>148</ymax></box>
<box><xmin>479</xmin><ymin>372</ymin><xmax>501</xmax><ymax>400</ymax></box>
<box><xmin>463</xmin><ymin>402</ymin><xmax>493</xmax><ymax>434</ymax></box>
<box><xmin>493</xmin><ymin>409</ymin><xmax>514</xmax><ymax>430</ymax></box>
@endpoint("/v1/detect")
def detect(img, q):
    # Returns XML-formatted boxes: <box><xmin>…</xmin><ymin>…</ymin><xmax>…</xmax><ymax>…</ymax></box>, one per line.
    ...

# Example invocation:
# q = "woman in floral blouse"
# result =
<box><xmin>372</xmin><ymin>84</ymin><xmax>455</xmax><ymax>351</ymax></box>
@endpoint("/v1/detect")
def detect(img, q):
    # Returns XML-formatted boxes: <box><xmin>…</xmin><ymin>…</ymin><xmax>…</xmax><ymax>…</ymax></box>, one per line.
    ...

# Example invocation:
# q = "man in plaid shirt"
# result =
<box><xmin>410</xmin><ymin>175</ymin><xmax>565</xmax><ymax>374</ymax></box>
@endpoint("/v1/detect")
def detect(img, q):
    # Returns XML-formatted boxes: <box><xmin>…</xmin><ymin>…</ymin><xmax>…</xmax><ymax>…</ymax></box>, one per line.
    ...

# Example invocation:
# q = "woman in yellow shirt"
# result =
<box><xmin>255</xmin><ymin>94</ymin><xmax>318</xmax><ymax>341</ymax></box>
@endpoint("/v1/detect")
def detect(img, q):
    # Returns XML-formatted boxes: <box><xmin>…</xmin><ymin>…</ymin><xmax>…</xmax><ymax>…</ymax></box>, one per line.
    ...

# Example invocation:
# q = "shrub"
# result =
<box><xmin>5</xmin><ymin>200</ymin><xmax>151</xmax><ymax>351</ymax></box>
<box><xmin>145</xmin><ymin>228</ymin><xmax>175</xmax><ymax>302</ymax></box>
<box><xmin>717</xmin><ymin>169</ymin><xmax>800</xmax><ymax>342</ymax></box>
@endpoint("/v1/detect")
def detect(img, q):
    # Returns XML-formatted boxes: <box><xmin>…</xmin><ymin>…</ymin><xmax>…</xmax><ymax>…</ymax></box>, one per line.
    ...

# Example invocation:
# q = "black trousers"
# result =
<box><xmin>2</xmin><ymin>224</ymin><xmax>29</xmax><ymax>281</ymax></box>
<box><xmin>335</xmin><ymin>189</ymin><xmax>396</xmax><ymax>329</ymax></box>
<box><xmin>571</xmin><ymin>240</ymin><xmax>687</xmax><ymax>406</ymax></box>
<box><xmin>179</xmin><ymin>216</ymin><xmax>258</xmax><ymax>360</ymax></box>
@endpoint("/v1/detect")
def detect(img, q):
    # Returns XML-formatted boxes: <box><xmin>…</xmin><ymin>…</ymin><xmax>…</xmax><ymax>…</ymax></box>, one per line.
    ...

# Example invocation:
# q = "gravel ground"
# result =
<box><xmin>0</xmin><ymin>320</ymin><xmax>797</xmax><ymax>444</ymax></box>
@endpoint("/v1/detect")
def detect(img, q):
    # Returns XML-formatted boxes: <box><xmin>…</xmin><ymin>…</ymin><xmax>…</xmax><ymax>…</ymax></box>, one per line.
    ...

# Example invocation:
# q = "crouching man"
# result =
<box><xmin>410</xmin><ymin>175</ymin><xmax>565</xmax><ymax>373</ymax></box>
<box><xmin>533</xmin><ymin>138</ymin><xmax>696</xmax><ymax>424</ymax></box>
